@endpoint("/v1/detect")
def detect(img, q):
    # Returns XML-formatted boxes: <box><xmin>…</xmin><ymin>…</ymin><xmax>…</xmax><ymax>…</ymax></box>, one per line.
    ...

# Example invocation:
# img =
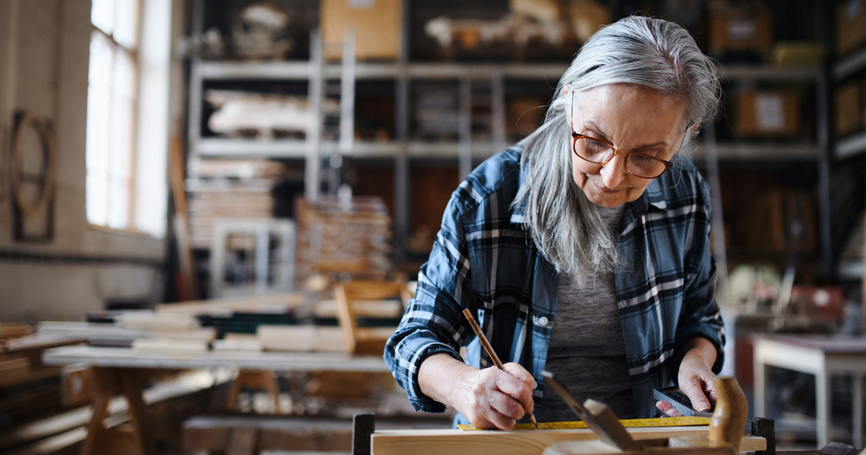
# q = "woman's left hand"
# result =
<box><xmin>656</xmin><ymin>337</ymin><xmax>718</xmax><ymax>417</ymax></box>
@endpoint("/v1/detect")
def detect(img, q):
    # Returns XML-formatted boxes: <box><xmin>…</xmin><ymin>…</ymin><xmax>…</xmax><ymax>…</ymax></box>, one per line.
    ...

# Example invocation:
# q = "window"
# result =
<box><xmin>86</xmin><ymin>0</ymin><xmax>170</xmax><ymax>238</ymax></box>
<box><xmin>86</xmin><ymin>0</ymin><xmax>140</xmax><ymax>231</ymax></box>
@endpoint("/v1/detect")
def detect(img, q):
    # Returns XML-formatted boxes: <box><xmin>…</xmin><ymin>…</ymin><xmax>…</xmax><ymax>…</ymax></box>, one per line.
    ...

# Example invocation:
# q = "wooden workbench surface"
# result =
<box><xmin>371</xmin><ymin>427</ymin><xmax>767</xmax><ymax>455</ymax></box>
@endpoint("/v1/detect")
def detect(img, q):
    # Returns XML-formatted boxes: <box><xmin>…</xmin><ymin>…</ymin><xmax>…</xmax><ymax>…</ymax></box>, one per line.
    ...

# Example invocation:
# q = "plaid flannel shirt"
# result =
<box><xmin>384</xmin><ymin>146</ymin><xmax>725</xmax><ymax>420</ymax></box>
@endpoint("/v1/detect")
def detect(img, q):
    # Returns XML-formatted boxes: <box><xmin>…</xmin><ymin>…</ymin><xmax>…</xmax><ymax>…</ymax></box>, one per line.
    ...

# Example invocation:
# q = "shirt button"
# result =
<box><xmin>538</xmin><ymin>316</ymin><xmax>548</xmax><ymax>327</ymax></box>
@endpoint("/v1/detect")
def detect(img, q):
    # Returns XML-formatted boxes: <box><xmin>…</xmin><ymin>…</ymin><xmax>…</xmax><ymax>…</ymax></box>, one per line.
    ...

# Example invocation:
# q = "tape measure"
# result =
<box><xmin>457</xmin><ymin>416</ymin><xmax>711</xmax><ymax>431</ymax></box>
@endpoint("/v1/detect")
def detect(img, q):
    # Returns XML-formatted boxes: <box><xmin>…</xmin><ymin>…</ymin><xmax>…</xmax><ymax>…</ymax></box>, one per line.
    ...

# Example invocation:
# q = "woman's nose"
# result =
<box><xmin>600</xmin><ymin>154</ymin><xmax>628</xmax><ymax>188</ymax></box>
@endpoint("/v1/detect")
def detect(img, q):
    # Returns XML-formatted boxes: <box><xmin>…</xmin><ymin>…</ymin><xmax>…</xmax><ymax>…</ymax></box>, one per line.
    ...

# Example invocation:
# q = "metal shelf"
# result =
<box><xmin>721</xmin><ymin>65</ymin><xmax>822</xmax><ymax>82</ymax></box>
<box><xmin>193</xmin><ymin>138</ymin><xmax>503</xmax><ymax>159</ymax></box>
<box><xmin>833</xmin><ymin>46</ymin><xmax>866</xmax><ymax>82</ymax></box>
<box><xmin>194</xmin><ymin>60</ymin><xmax>567</xmax><ymax>81</ymax></box>
<box><xmin>838</xmin><ymin>260</ymin><xmax>864</xmax><ymax>281</ymax></box>
<box><xmin>695</xmin><ymin>143</ymin><xmax>823</xmax><ymax>161</ymax></box>
<box><xmin>834</xmin><ymin>130</ymin><xmax>866</xmax><ymax>160</ymax></box>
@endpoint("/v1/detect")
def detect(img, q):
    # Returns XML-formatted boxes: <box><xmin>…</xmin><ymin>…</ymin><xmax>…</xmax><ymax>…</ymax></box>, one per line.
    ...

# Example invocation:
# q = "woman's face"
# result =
<box><xmin>568</xmin><ymin>84</ymin><xmax>688</xmax><ymax>208</ymax></box>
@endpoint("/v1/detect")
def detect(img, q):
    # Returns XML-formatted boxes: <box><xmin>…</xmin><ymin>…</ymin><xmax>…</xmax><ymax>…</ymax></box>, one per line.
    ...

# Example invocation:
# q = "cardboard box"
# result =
<box><xmin>835</xmin><ymin>79</ymin><xmax>861</xmax><ymax>136</ymax></box>
<box><xmin>734</xmin><ymin>91</ymin><xmax>800</xmax><ymax>138</ymax></box>
<box><xmin>321</xmin><ymin>0</ymin><xmax>402</xmax><ymax>61</ymax></box>
<box><xmin>708</xmin><ymin>5</ymin><xmax>773</xmax><ymax>55</ymax></box>
<box><xmin>838</xmin><ymin>0</ymin><xmax>866</xmax><ymax>55</ymax></box>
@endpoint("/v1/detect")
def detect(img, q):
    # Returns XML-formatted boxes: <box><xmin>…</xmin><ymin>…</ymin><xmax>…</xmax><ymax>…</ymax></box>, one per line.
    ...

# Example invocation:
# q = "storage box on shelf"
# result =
<box><xmin>707</xmin><ymin>2</ymin><xmax>773</xmax><ymax>59</ymax></box>
<box><xmin>321</xmin><ymin>0</ymin><xmax>402</xmax><ymax>61</ymax></box>
<box><xmin>838</xmin><ymin>0</ymin><xmax>866</xmax><ymax>56</ymax></box>
<box><xmin>733</xmin><ymin>90</ymin><xmax>801</xmax><ymax>139</ymax></box>
<box><xmin>835</xmin><ymin>78</ymin><xmax>863</xmax><ymax>137</ymax></box>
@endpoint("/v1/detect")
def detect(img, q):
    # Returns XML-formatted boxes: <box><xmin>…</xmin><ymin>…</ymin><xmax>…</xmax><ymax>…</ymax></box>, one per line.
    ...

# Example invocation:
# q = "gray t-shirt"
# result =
<box><xmin>539</xmin><ymin>205</ymin><xmax>636</xmax><ymax>422</ymax></box>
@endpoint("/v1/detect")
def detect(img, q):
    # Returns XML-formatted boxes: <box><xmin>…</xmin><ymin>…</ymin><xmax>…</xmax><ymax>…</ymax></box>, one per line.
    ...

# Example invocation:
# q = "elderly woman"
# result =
<box><xmin>384</xmin><ymin>15</ymin><xmax>725</xmax><ymax>430</ymax></box>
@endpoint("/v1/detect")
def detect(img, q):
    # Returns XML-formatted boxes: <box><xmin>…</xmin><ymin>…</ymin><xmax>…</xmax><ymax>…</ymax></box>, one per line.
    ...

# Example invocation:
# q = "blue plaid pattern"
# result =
<box><xmin>384</xmin><ymin>147</ymin><xmax>725</xmax><ymax>419</ymax></box>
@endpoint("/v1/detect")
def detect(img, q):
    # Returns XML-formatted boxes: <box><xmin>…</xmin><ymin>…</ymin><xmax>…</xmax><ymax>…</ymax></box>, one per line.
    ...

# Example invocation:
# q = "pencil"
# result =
<box><xmin>462</xmin><ymin>308</ymin><xmax>538</xmax><ymax>426</ymax></box>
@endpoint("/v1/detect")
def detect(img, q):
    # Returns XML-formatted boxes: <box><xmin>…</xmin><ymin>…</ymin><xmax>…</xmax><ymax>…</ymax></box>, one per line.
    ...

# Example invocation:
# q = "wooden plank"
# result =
<box><xmin>213</xmin><ymin>335</ymin><xmax>263</xmax><ymax>352</ymax></box>
<box><xmin>0</xmin><ymin>323</ymin><xmax>32</xmax><ymax>339</ymax></box>
<box><xmin>42</xmin><ymin>345</ymin><xmax>390</xmax><ymax>372</ymax></box>
<box><xmin>0</xmin><ymin>356</ymin><xmax>31</xmax><ymax>386</ymax></box>
<box><xmin>37</xmin><ymin>322</ymin><xmax>216</xmax><ymax>344</ymax></box>
<box><xmin>370</xmin><ymin>428</ymin><xmax>766</xmax><ymax>455</ymax></box>
<box><xmin>182</xmin><ymin>415</ymin><xmax>451</xmax><ymax>453</ymax></box>
<box><xmin>114</xmin><ymin>313</ymin><xmax>200</xmax><ymax>332</ymax></box>
<box><xmin>4</xmin><ymin>333</ymin><xmax>87</xmax><ymax>353</ymax></box>
<box><xmin>316</xmin><ymin>299</ymin><xmax>403</xmax><ymax>319</ymax></box>
<box><xmin>257</xmin><ymin>325</ymin><xmax>346</xmax><ymax>352</ymax></box>
<box><xmin>0</xmin><ymin>365</ymin><xmax>61</xmax><ymax>389</ymax></box>
<box><xmin>131</xmin><ymin>338</ymin><xmax>210</xmax><ymax>352</ymax></box>
<box><xmin>155</xmin><ymin>293</ymin><xmax>303</xmax><ymax>315</ymax></box>
<box><xmin>226</xmin><ymin>428</ymin><xmax>258</xmax><ymax>455</ymax></box>
<box><xmin>169</xmin><ymin>134</ymin><xmax>198</xmax><ymax>300</ymax></box>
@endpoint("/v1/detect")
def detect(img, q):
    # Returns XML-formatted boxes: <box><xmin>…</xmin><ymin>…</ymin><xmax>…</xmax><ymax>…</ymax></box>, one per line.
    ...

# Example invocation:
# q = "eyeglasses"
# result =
<box><xmin>571</xmin><ymin>132</ymin><xmax>673</xmax><ymax>179</ymax></box>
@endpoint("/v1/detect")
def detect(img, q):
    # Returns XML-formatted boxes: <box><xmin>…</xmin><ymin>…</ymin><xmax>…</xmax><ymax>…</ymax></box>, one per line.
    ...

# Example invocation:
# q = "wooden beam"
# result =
<box><xmin>370</xmin><ymin>428</ymin><xmax>767</xmax><ymax>455</ymax></box>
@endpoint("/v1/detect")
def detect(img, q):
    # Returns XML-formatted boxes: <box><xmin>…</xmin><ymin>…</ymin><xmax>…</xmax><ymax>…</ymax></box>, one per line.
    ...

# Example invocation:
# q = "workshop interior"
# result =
<box><xmin>0</xmin><ymin>0</ymin><xmax>865</xmax><ymax>454</ymax></box>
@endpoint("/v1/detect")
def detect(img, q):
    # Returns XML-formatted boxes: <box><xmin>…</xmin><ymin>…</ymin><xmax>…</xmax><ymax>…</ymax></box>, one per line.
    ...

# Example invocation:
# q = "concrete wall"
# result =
<box><xmin>0</xmin><ymin>0</ymin><xmax>186</xmax><ymax>323</ymax></box>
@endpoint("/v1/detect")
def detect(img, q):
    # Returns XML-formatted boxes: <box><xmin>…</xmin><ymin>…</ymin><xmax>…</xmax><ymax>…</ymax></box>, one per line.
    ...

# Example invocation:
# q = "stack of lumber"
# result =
<box><xmin>155</xmin><ymin>292</ymin><xmax>403</xmax><ymax>353</ymax></box>
<box><xmin>0</xmin><ymin>329</ymin><xmax>87</xmax><ymax>431</ymax></box>
<box><xmin>0</xmin><ymin>369</ymin><xmax>231</xmax><ymax>455</ymax></box>
<box><xmin>0</xmin><ymin>323</ymin><xmax>32</xmax><ymax>346</ymax></box>
<box><xmin>186</xmin><ymin>178</ymin><xmax>274</xmax><ymax>248</ymax></box>
<box><xmin>37</xmin><ymin>314</ymin><xmax>217</xmax><ymax>351</ymax></box>
<box><xmin>295</xmin><ymin>196</ymin><xmax>393</xmax><ymax>288</ymax></box>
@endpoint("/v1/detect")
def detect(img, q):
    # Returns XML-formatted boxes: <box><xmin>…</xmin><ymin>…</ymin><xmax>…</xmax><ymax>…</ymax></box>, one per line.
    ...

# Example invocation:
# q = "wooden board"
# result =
<box><xmin>0</xmin><ymin>323</ymin><xmax>32</xmax><ymax>339</ymax></box>
<box><xmin>182</xmin><ymin>415</ymin><xmax>452</xmax><ymax>453</ymax></box>
<box><xmin>42</xmin><ymin>345</ymin><xmax>390</xmax><ymax>372</ymax></box>
<box><xmin>37</xmin><ymin>322</ymin><xmax>216</xmax><ymax>344</ymax></box>
<box><xmin>370</xmin><ymin>428</ymin><xmax>766</xmax><ymax>455</ymax></box>
<box><xmin>155</xmin><ymin>293</ymin><xmax>303</xmax><ymax>315</ymax></box>
<box><xmin>213</xmin><ymin>335</ymin><xmax>262</xmax><ymax>352</ymax></box>
<box><xmin>0</xmin><ymin>356</ymin><xmax>31</xmax><ymax>386</ymax></box>
<box><xmin>257</xmin><ymin>326</ymin><xmax>346</xmax><ymax>352</ymax></box>
<box><xmin>131</xmin><ymin>338</ymin><xmax>210</xmax><ymax>353</ymax></box>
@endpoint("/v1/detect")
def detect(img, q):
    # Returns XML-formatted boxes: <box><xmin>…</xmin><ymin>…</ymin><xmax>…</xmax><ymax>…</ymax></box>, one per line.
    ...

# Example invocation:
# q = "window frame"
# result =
<box><xmin>85</xmin><ymin>0</ymin><xmax>143</xmax><ymax>233</ymax></box>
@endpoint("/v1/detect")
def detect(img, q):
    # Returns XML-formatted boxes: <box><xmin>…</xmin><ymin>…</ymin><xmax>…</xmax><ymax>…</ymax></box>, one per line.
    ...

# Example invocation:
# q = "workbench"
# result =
<box><xmin>42</xmin><ymin>345</ymin><xmax>390</xmax><ymax>455</ymax></box>
<box><xmin>753</xmin><ymin>335</ymin><xmax>866</xmax><ymax>449</ymax></box>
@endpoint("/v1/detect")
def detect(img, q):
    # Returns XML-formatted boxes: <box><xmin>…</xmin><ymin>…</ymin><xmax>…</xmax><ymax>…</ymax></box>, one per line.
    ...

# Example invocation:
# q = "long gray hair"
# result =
<box><xmin>515</xmin><ymin>15</ymin><xmax>721</xmax><ymax>285</ymax></box>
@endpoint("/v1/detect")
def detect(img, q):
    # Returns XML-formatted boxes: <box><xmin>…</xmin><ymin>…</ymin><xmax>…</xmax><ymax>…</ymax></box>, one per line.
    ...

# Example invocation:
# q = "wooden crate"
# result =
<box><xmin>321</xmin><ymin>0</ymin><xmax>402</xmax><ymax>61</ymax></box>
<box><xmin>733</xmin><ymin>91</ymin><xmax>800</xmax><ymax>139</ymax></box>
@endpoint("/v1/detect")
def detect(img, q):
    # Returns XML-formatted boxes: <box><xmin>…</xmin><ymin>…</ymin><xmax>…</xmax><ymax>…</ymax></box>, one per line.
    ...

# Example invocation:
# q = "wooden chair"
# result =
<box><xmin>334</xmin><ymin>280</ymin><xmax>412</xmax><ymax>355</ymax></box>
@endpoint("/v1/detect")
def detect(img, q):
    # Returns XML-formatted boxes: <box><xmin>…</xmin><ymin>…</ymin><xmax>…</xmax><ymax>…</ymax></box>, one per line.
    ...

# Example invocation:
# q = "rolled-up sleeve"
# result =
<box><xmin>384</xmin><ymin>195</ymin><xmax>477</xmax><ymax>413</ymax></box>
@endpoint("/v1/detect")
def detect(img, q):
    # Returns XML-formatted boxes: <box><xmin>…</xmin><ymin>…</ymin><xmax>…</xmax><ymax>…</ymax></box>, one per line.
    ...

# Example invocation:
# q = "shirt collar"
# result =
<box><xmin>631</xmin><ymin>179</ymin><xmax>667</xmax><ymax>215</ymax></box>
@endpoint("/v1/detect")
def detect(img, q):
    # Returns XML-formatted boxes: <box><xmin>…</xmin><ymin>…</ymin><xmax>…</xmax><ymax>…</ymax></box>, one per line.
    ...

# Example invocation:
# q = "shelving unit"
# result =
<box><xmin>831</xmin><ymin>41</ymin><xmax>866</xmax><ymax>283</ymax></box>
<box><xmin>186</xmin><ymin>0</ymin><xmax>841</xmax><ymax>277</ymax></box>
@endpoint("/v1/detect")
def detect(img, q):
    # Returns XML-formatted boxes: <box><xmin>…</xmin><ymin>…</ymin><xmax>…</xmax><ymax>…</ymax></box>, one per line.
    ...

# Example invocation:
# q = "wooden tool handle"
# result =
<box><xmin>708</xmin><ymin>376</ymin><xmax>748</xmax><ymax>451</ymax></box>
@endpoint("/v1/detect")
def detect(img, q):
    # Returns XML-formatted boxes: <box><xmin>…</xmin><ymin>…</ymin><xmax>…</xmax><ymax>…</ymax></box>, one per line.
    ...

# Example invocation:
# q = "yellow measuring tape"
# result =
<box><xmin>457</xmin><ymin>416</ymin><xmax>711</xmax><ymax>431</ymax></box>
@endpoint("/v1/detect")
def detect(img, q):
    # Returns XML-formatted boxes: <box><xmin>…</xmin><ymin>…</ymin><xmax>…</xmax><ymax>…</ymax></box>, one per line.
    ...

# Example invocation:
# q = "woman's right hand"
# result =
<box><xmin>419</xmin><ymin>354</ymin><xmax>536</xmax><ymax>430</ymax></box>
<box><xmin>453</xmin><ymin>362</ymin><xmax>536</xmax><ymax>430</ymax></box>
